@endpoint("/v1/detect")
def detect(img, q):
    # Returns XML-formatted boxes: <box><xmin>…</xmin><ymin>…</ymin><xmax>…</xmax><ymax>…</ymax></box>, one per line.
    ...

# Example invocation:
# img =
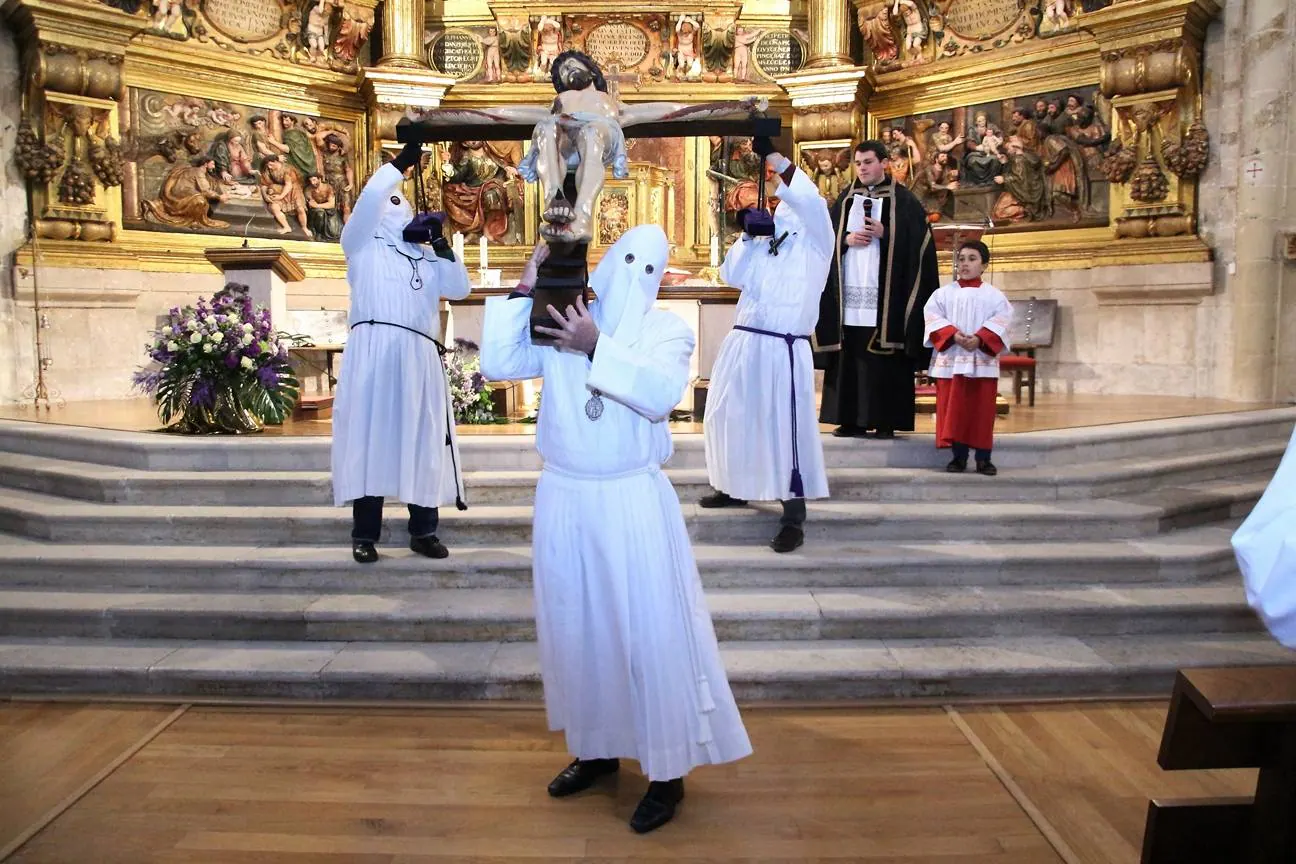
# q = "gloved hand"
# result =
<box><xmin>391</xmin><ymin>141</ymin><xmax>423</xmax><ymax>173</ymax></box>
<box><xmin>752</xmin><ymin>135</ymin><xmax>776</xmax><ymax>158</ymax></box>
<box><xmin>430</xmin><ymin>236</ymin><xmax>455</xmax><ymax>262</ymax></box>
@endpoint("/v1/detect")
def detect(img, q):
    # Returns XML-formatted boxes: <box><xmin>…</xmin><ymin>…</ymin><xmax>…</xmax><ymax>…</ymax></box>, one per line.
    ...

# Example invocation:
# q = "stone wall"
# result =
<box><xmin>0</xmin><ymin>25</ymin><xmax>30</xmax><ymax>406</ymax></box>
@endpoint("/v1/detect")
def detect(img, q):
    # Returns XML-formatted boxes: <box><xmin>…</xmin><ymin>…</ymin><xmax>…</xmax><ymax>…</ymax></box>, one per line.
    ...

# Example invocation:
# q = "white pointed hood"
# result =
<box><xmin>590</xmin><ymin>224</ymin><xmax>668</xmax><ymax>343</ymax></box>
<box><xmin>374</xmin><ymin>177</ymin><xmax>433</xmax><ymax>260</ymax></box>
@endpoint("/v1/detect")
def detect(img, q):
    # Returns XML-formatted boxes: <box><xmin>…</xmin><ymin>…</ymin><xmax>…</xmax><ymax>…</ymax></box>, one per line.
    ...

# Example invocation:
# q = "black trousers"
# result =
<box><xmin>820</xmin><ymin>325</ymin><xmax>916</xmax><ymax>432</ymax></box>
<box><xmin>351</xmin><ymin>496</ymin><xmax>439</xmax><ymax>542</ymax></box>
<box><xmin>780</xmin><ymin>498</ymin><xmax>806</xmax><ymax>528</ymax></box>
<box><xmin>951</xmin><ymin>443</ymin><xmax>992</xmax><ymax>462</ymax></box>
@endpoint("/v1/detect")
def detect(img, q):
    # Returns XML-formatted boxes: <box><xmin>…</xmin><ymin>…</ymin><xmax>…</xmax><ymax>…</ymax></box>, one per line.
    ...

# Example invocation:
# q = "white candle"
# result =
<box><xmin>478</xmin><ymin>235</ymin><xmax>488</xmax><ymax>271</ymax></box>
<box><xmin>709</xmin><ymin>232</ymin><xmax>720</xmax><ymax>267</ymax></box>
<box><xmin>452</xmin><ymin>232</ymin><xmax>464</xmax><ymax>263</ymax></box>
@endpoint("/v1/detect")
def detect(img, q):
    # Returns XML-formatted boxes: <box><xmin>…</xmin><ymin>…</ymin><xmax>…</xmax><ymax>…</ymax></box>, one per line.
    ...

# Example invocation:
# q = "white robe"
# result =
<box><xmin>922</xmin><ymin>280</ymin><xmax>1013</xmax><ymax>379</ymax></box>
<box><xmin>704</xmin><ymin>167</ymin><xmax>833</xmax><ymax>502</ymax></box>
<box><xmin>331</xmin><ymin>163</ymin><xmax>472</xmax><ymax>508</ymax></box>
<box><xmin>1233</xmin><ymin>424</ymin><xmax>1296</xmax><ymax>648</ymax></box>
<box><xmin>480</xmin><ymin>225</ymin><xmax>752</xmax><ymax>781</ymax></box>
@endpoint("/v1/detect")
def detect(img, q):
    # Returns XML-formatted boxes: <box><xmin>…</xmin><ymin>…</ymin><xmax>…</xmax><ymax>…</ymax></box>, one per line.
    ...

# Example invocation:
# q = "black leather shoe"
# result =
<box><xmin>832</xmin><ymin>425</ymin><xmax>865</xmax><ymax>438</ymax></box>
<box><xmin>770</xmin><ymin>525</ymin><xmax>804</xmax><ymax>554</ymax></box>
<box><xmin>547</xmin><ymin>758</ymin><xmax>619</xmax><ymax>798</ymax></box>
<box><xmin>630</xmin><ymin>779</ymin><xmax>684</xmax><ymax>834</ymax></box>
<box><xmin>352</xmin><ymin>541</ymin><xmax>378</xmax><ymax>564</ymax></box>
<box><xmin>870</xmin><ymin>429</ymin><xmax>895</xmax><ymax>439</ymax></box>
<box><xmin>699</xmin><ymin>492</ymin><xmax>747</xmax><ymax>508</ymax></box>
<box><xmin>409</xmin><ymin>535</ymin><xmax>449</xmax><ymax>559</ymax></box>
<box><xmin>976</xmin><ymin>460</ymin><xmax>998</xmax><ymax>476</ymax></box>
<box><xmin>946</xmin><ymin>457</ymin><xmax>968</xmax><ymax>473</ymax></box>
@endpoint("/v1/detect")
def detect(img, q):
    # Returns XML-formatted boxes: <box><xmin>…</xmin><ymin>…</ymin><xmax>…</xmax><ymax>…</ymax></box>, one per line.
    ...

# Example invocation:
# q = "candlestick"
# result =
<box><xmin>709</xmin><ymin>232</ymin><xmax>720</xmax><ymax>267</ymax></box>
<box><xmin>478</xmin><ymin>235</ymin><xmax>488</xmax><ymax>272</ymax></box>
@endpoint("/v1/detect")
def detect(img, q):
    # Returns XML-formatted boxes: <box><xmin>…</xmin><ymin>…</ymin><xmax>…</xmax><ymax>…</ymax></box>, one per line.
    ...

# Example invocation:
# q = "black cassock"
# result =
<box><xmin>813</xmin><ymin>177</ymin><xmax>940</xmax><ymax>432</ymax></box>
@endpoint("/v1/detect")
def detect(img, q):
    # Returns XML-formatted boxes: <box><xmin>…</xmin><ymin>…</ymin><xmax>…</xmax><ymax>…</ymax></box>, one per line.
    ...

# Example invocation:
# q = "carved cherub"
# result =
<box><xmin>732</xmin><ymin>25</ymin><xmax>764</xmax><ymax>82</ymax></box>
<box><xmin>891</xmin><ymin>0</ymin><xmax>929</xmax><ymax>63</ymax></box>
<box><xmin>531</xmin><ymin>15</ymin><xmax>562</xmax><ymax>77</ymax></box>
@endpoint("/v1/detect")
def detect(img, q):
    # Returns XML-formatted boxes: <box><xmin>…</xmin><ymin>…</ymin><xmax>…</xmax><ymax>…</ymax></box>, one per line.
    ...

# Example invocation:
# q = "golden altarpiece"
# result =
<box><xmin>1</xmin><ymin>0</ymin><xmax>1221</xmax><ymax>393</ymax></box>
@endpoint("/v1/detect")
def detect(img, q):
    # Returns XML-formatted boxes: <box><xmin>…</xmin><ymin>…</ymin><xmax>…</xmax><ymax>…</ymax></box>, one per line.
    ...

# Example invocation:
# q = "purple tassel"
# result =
<box><xmin>790</xmin><ymin>469</ymin><xmax>804</xmax><ymax>498</ymax></box>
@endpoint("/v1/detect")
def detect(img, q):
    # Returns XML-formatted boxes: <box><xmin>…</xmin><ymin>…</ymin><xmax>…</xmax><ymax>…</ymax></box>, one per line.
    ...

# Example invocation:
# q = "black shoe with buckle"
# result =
<box><xmin>352</xmin><ymin>541</ymin><xmax>378</xmax><ymax>564</ymax></box>
<box><xmin>547</xmin><ymin>758</ymin><xmax>619</xmax><ymax>798</ymax></box>
<box><xmin>976</xmin><ymin>460</ymin><xmax>998</xmax><ymax>476</ymax></box>
<box><xmin>630</xmin><ymin>778</ymin><xmax>684</xmax><ymax>834</ymax></box>
<box><xmin>409</xmin><ymin>535</ymin><xmax>449</xmax><ymax>559</ymax></box>
<box><xmin>699</xmin><ymin>491</ymin><xmax>748</xmax><ymax>508</ymax></box>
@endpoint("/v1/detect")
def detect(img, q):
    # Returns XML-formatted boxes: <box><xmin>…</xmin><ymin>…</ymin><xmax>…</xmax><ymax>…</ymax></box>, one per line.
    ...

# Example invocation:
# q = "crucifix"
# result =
<box><xmin>397</xmin><ymin>49</ymin><xmax>782</xmax><ymax>343</ymax></box>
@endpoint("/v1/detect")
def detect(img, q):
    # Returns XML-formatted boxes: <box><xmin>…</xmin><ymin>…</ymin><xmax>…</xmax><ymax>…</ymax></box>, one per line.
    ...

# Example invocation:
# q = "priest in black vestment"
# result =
<box><xmin>814</xmin><ymin>140</ymin><xmax>940</xmax><ymax>438</ymax></box>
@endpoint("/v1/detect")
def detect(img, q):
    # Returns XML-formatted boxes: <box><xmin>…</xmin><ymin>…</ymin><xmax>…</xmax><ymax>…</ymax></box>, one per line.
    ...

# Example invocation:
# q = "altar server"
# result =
<box><xmin>922</xmin><ymin>240</ymin><xmax>1012</xmax><ymax>475</ymax></box>
<box><xmin>480</xmin><ymin>228</ymin><xmax>752</xmax><ymax>835</ymax></box>
<box><xmin>700</xmin><ymin>137</ymin><xmax>833</xmax><ymax>554</ymax></box>
<box><xmin>332</xmin><ymin>141</ymin><xmax>472</xmax><ymax>563</ymax></box>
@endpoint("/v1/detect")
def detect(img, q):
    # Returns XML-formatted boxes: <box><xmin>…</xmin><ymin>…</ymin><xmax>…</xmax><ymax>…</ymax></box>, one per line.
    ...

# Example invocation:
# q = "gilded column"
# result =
<box><xmin>805</xmin><ymin>0</ymin><xmax>854</xmax><ymax>68</ymax></box>
<box><xmin>377</xmin><ymin>0</ymin><xmax>428</xmax><ymax>68</ymax></box>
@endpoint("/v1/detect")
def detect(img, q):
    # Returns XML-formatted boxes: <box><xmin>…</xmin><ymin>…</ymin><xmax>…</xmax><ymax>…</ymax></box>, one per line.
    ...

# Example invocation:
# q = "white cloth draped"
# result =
<box><xmin>480</xmin><ymin>225</ymin><xmax>752</xmax><ymax>780</ymax></box>
<box><xmin>922</xmin><ymin>280</ymin><xmax>1013</xmax><ymax>379</ymax></box>
<box><xmin>1233</xmin><ymin>424</ymin><xmax>1296</xmax><ymax>648</ymax></box>
<box><xmin>331</xmin><ymin>163</ymin><xmax>472</xmax><ymax>508</ymax></box>
<box><xmin>842</xmin><ymin>193</ymin><xmax>883</xmax><ymax>328</ymax></box>
<box><xmin>704</xmin><ymin>167</ymin><xmax>832</xmax><ymax>502</ymax></box>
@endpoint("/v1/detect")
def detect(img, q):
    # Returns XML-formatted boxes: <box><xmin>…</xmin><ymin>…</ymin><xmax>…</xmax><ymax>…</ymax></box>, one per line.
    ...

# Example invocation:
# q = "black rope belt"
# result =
<box><xmin>734</xmin><ymin>324</ymin><xmax>811</xmax><ymax>498</ymax></box>
<box><xmin>347</xmin><ymin>319</ymin><xmax>465</xmax><ymax>511</ymax></box>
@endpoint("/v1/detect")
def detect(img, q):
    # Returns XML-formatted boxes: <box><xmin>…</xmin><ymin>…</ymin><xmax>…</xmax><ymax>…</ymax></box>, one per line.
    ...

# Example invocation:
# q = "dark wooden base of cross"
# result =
<box><xmin>396</xmin><ymin>114</ymin><xmax>784</xmax><ymax>345</ymax></box>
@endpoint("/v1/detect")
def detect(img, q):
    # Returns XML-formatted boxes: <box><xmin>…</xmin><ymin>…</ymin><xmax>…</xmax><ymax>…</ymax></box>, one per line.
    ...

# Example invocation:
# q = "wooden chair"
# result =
<box><xmin>1003</xmin><ymin>298</ymin><xmax>1058</xmax><ymax>406</ymax></box>
<box><xmin>1141</xmin><ymin>666</ymin><xmax>1296</xmax><ymax>864</ymax></box>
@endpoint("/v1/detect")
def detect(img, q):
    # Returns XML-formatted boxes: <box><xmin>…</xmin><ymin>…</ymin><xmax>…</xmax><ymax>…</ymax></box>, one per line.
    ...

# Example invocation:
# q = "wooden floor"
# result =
<box><xmin>0</xmin><ymin>701</ymin><xmax>1258</xmax><ymax>863</ymax></box>
<box><xmin>0</xmin><ymin>393</ymin><xmax>1279</xmax><ymax>438</ymax></box>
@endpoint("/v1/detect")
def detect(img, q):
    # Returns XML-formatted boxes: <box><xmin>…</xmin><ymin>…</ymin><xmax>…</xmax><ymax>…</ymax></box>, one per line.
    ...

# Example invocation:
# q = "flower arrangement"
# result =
<box><xmin>445</xmin><ymin>338</ymin><xmax>500</xmax><ymax>425</ymax></box>
<box><xmin>132</xmin><ymin>284</ymin><xmax>300</xmax><ymax>434</ymax></box>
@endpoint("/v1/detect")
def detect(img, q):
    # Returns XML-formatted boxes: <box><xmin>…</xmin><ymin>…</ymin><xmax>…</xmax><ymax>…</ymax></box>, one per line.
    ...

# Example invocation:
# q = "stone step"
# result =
<box><xmin>0</xmin><ymin>631</ymin><xmax>1288</xmax><ymax>701</ymax></box>
<box><xmin>0</xmin><ymin>481</ymin><xmax>1262</xmax><ymax>545</ymax></box>
<box><xmin>0</xmin><ymin>524</ymin><xmax>1242</xmax><ymax>591</ymax></box>
<box><xmin>0</xmin><ymin>442</ymin><xmax>1281</xmax><ymax>507</ymax></box>
<box><xmin>0</xmin><ymin>581</ymin><xmax>1258</xmax><ymax>643</ymax></box>
<box><xmin>1</xmin><ymin>408</ymin><xmax>1292</xmax><ymax>472</ymax></box>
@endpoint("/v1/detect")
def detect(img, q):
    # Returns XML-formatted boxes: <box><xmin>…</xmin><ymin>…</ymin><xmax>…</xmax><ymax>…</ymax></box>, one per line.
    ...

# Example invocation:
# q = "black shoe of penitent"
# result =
<box><xmin>547</xmin><ymin>758</ymin><xmax>619</xmax><ymax>798</ymax></box>
<box><xmin>699</xmin><ymin>492</ymin><xmax>747</xmax><ymax>508</ymax></box>
<box><xmin>770</xmin><ymin>525</ymin><xmax>804</xmax><ymax>553</ymax></box>
<box><xmin>630</xmin><ymin>778</ymin><xmax>685</xmax><ymax>834</ymax></box>
<box><xmin>352</xmin><ymin>541</ymin><xmax>378</xmax><ymax>564</ymax></box>
<box><xmin>409</xmin><ymin>535</ymin><xmax>449</xmax><ymax>559</ymax></box>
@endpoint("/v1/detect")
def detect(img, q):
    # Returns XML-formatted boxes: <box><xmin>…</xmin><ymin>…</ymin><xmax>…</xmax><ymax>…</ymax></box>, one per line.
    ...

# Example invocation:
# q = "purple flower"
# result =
<box><xmin>224</xmin><ymin>352</ymin><xmax>240</xmax><ymax>369</ymax></box>
<box><xmin>454</xmin><ymin>338</ymin><xmax>479</xmax><ymax>352</ymax></box>
<box><xmin>190</xmin><ymin>379</ymin><xmax>214</xmax><ymax>407</ymax></box>
<box><xmin>256</xmin><ymin>366</ymin><xmax>278</xmax><ymax>388</ymax></box>
<box><xmin>470</xmin><ymin>371</ymin><xmax>485</xmax><ymax>392</ymax></box>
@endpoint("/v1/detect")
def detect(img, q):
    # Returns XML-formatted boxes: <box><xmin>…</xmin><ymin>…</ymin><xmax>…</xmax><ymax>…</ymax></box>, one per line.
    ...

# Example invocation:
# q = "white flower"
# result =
<box><xmin>240</xmin><ymin>356</ymin><xmax>254</xmax><ymax>370</ymax></box>
<box><xmin>205</xmin><ymin>315</ymin><xmax>217</xmax><ymax>326</ymax></box>
<box><xmin>189</xmin><ymin>331</ymin><xmax>203</xmax><ymax>344</ymax></box>
<box><xmin>166</xmin><ymin>341</ymin><xmax>179</xmax><ymax>352</ymax></box>
<box><xmin>208</xmin><ymin>331</ymin><xmax>222</xmax><ymax>342</ymax></box>
<box><xmin>241</xmin><ymin>334</ymin><xmax>253</xmax><ymax>347</ymax></box>
<box><xmin>202</xmin><ymin>343</ymin><xmax>213</xmax><ymax>354</ymax></box>
<box><xmin>161</xmin><ymin>326</ymin><xmax>173</xmax><ymax>336</ymax></box>
<box><xmin>242</xmin><ymin>323</ymin><xmax>254</xmax><ymax>333</ymax></box>
<box><xmin>186</xmin><ymin>318</ymin><xmax>199</xmax><ymax>331</ymax></box>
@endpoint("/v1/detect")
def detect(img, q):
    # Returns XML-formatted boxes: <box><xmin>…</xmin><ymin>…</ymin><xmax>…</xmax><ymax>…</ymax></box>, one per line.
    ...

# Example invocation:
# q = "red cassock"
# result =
<box><xmin>929</xmin><ymin>325</ymin><xmax>1004</xmax><ymax>451</ymax></box>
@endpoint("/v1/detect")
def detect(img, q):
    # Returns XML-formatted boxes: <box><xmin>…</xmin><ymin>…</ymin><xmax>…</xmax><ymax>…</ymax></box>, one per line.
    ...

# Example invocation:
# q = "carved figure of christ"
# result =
<box><xmin>408</xmin><ymin>90</ymin><xmax>765</xmax><ymax>242</ymax></box>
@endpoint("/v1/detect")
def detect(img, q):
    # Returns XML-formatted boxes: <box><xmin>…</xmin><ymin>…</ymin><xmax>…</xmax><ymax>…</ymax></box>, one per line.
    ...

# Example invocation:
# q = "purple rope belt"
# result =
<box><xmin>734</xmin><ymin>325</ymin><xmax>810</xmax><ymax>498</ymax></box>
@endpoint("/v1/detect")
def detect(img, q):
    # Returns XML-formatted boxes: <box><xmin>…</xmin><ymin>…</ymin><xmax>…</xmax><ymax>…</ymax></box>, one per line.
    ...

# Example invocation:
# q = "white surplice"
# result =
<box><xmin>331</xmin><ymin>162</ymin><xmax>472</xmax><ymax>508</ymax></box>
<box><xmin>480</xmin><ymin>225</ymin><xmax>752</xmax><ymax>781</ymax></box>
<box><xmin>922</xmin><ymin>280</ymin><xmax>1013</xmax><ymax>379</ymax></box>
<box><xmin>704</xmin><ymin>166</ymin><xmax>833</xmax><ymax>502</ymax></box>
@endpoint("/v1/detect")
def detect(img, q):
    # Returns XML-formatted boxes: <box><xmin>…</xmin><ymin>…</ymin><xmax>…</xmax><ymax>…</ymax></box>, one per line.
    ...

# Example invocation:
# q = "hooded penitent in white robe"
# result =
<box><xmin>480</xmin><ymin>224</ymin><xmax>752</xmax><ymax>781</ymax></box>
<box><xmin>331</xmin><ymin>162</ymin><xmax>472</xmax><ymax>509</ymax></box>
<box><xmin>704</xmin><ymin>166</ymin><xmax>833</xmax><ymax>502</ymax></box>
<box><xmin>1233</xmin><ymin>424</ymin><xmax>1296</xmax><ymax>648</ymax></box>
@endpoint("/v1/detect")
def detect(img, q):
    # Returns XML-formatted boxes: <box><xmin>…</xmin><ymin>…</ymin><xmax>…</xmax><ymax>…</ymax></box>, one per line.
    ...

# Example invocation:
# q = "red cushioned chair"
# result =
<box><xmin>1003</xmin><ymin>298</ymin><xmax>1058</xmax><ymax>407</ymax></box>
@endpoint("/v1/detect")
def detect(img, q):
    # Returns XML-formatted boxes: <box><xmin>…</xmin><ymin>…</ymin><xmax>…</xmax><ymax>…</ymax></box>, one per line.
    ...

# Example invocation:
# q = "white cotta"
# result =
<box><xmin>922</xmin><ymin>280</ymin><xmax>1013</xmax><ymax>379</ymax></box>
<box><xmin>841</xmin><ymin>193</ymin><xmax>883</xmax><ymax>327</ymax></box>
<box><xmin>480</xmin><ymin>224</ymin><xmax>752</xmax><ymax>780</ymax></box>
<box><xmin>1233</xmin><ymin>424</ymin><xmax>1296</xmax><ymax>647</ymax></box>
<box><xmin>331</xmin><ymin>162</ymin><xmax>472</xmax><ymax>508</ymax></box>
<box><xmin>704</xmin><ymin>167</ymin><xmax>833</xmax><ymax>502</ymax></box>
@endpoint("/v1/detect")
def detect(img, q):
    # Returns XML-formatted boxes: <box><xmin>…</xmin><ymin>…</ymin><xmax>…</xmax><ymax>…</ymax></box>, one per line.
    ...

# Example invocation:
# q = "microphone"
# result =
<box><xmin>862</xmin><ymin>197</ymin><xmax>872</xmax><ymax>221</ymax></box>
